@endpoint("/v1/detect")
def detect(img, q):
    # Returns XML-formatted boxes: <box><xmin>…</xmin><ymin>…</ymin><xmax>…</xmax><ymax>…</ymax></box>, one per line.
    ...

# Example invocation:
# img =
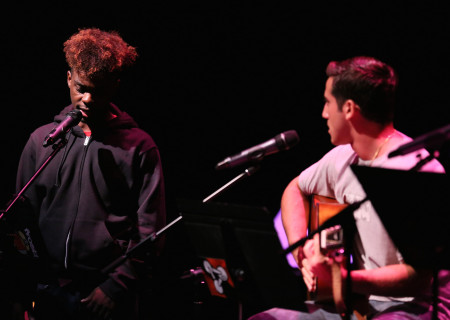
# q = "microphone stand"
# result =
<box><xmin>0</xmin><ymin>138</ymin><xmax>70</xmax><ymax>313</ymax></box>
<box><xmin>105</xmin><ymin>164</ymin><xmax>260</xmax><ymax>320</ymax></box>
<box><xmin>1</xmin><ymin>138</ymin><xmax>69</xmax><ymax>222</ymax></box>
<box><xmin>104</xmin><ymin>164</ymin><xmax>261</xmax><ymax>273</ymax></box>
<box><xmin>180</xmin><ymin>164</ymin><xmax>260</xmax><ymax>320</ymax></box>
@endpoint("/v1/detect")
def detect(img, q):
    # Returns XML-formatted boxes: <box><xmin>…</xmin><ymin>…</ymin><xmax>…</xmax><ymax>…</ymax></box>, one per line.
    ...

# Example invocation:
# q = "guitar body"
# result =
<box><xmin>307</xmin><ymin>195</ymin><xmax>347</xmax><ymax>302</ymax></box>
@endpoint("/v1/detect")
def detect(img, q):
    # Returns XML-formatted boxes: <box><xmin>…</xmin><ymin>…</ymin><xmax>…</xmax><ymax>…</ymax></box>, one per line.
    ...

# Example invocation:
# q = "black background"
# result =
<box><xmin>1</xmin><ymin>2</ymin><xmax>449</xmax><ymax>319</ymax></box>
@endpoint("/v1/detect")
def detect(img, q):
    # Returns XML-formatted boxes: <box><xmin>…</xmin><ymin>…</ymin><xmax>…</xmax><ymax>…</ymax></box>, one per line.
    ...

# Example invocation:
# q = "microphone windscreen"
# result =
<box><xmin>277</xmin><ymin>130</ymin><xmax>300</xmax><ymax>150</ymax></box>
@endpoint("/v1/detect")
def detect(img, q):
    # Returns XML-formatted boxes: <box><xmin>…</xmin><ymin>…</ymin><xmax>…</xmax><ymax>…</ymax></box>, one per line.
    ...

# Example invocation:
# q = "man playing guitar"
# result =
<box><xmin>248</xmin><ymin>56</ymin><xmax>447</xmax><ymax>319</ymax></box>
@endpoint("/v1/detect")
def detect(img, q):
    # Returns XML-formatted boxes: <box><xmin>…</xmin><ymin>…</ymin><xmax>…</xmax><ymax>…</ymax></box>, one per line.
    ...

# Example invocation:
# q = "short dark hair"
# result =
<box><xmin>63</xmin><ymin>28</ymin><xmax>138</xmax><ymax>81</ymax></box>
<box><xmin>326</xmin><ymin>56</ymin><xmax>398</xmax><ymax>125</ymax></box>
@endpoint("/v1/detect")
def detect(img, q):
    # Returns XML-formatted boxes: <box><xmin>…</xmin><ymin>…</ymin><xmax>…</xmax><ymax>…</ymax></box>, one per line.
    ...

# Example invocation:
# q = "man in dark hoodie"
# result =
<box><xmin>11</xmin><ymin>28</ymin><xmax>166</xmax><ymax>319</ymax></box>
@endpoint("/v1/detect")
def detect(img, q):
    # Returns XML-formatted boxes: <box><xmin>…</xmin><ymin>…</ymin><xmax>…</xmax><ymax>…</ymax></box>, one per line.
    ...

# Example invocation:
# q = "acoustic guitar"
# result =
<box><xmin>307</xmin><ymin>195</ymin><xmax>368</xmax><ymax>319</ymax></box>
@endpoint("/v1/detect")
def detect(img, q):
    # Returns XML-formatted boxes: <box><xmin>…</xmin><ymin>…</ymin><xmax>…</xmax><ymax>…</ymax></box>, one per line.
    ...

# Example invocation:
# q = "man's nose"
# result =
<box><xmin>82</xmin><ymin>92</ymin><xmax>93</xmax><ymax>104</ymax></box>
<box><xmin>322</xmin><ymin>105</ymin><xmax>329</xmax><ymax>119</ymax></box>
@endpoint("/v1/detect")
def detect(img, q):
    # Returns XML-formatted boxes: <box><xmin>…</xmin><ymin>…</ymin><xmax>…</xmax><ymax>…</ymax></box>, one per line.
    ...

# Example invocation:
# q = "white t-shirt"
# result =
<box><xmin>298</xmin><ymin>131</ymin><xmax>445</xmax><ymax>302</ymax></box>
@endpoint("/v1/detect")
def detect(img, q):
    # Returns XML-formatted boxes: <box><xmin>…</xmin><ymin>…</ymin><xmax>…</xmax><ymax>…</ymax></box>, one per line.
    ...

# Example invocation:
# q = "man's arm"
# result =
<box><xmin>350</xmin><ymin>264</ymin><xmax>433</xmax><ymax>297</ymax></box>
<box><xmin>281</xmin><ymin>176</ymin><xmax>310</xmax><ymax>266</ymax></box>
<box><xmin>282</xmin><ymin>176</ymin><xmax>433</xmax><ymax>298</ymax></box>
<box><xmin>302</xmin><ymin>233</ymin><xmax>433</xmax><ymax>297</ymax></box>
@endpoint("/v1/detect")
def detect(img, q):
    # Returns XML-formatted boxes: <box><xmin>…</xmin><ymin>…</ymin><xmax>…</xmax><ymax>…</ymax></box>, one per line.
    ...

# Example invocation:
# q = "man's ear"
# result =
<box><xmin>343</xmin><ymin>99</ymin><xmax>360</xmax><ymax>120</ymax></box>
<box><xmin>67</xmin><ymin>70</ymin><xmax>72</xmax><ymax>88</ymax></box>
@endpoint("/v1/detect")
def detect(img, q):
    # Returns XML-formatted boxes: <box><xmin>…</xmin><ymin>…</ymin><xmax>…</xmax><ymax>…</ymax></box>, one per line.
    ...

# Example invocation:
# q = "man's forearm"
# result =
<box><xmin>350</xmin><ymin>264</ymin><xmax>432</xmax><ymax>297</ymax></box>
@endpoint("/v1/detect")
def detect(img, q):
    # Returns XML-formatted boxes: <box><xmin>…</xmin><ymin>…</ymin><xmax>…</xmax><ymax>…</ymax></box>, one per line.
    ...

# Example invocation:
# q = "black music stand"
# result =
<box><xmin>351</xmin><ymin>165</ymin><xmax>450</xmax><ymax>269</ymax></box>
<box><xmin>351</xmin><ymin>165</ymin><xmax>449</xmax><ymax>320</ymax></box>
<box><xmin>178</xmin><ymin>199</ymin><xmax>305</xmax><ymax>318</ymax></box>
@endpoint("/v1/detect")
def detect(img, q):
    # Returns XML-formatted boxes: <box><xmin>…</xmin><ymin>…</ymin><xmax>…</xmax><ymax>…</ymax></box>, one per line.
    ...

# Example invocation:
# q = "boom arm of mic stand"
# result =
<box><xmin>101</xmin><ymin>215</ymin><xmax>183</xmax><ymax>274</ymax></box>
<box><xmin>1</xmin><ymin>139</ymin><xmax>68</xmax><ymax>221</ymax></box>
<box><xmin>103</xmin><ymin>165</ymin><xmax>261</xmax><ymax>274</ymax></box>
<box><xmin>202</xmin><ymin>165</ymin><xmax>260</xmax><ymax>203</ymax></box>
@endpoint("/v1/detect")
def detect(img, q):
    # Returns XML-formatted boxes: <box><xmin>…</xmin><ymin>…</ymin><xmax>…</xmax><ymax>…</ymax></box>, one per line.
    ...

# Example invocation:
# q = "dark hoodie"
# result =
<box><xmin>15</xmin><ymin>104</ymin><xmax>166</xmax><ymax>305</ymax></box>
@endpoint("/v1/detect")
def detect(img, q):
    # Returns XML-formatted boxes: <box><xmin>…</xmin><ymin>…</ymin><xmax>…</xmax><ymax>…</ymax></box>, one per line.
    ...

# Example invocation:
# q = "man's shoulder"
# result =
<box><xmin>323</xmin><ymin>144</ymin><xmax>355</xmax><ymax>159</ymax></box>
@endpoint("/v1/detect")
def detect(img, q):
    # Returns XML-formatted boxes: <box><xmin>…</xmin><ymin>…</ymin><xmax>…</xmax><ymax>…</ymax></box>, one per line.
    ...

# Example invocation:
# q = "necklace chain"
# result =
<box><xmin>371</xmin><ymin>131</ymin><xmax>396</xmax><ymax>162</ymax></box>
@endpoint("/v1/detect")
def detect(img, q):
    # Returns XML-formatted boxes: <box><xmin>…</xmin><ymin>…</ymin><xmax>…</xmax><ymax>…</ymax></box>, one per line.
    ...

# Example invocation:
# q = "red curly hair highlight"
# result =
<box><xmin>63</xmin><ymin>28</ymin><xmax>138</xmax><ymax>80</ymax></box>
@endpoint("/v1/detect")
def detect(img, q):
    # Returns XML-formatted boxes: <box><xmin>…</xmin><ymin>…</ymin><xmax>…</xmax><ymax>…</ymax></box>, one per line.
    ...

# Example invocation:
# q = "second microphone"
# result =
<box><xmin>215</xmin><ymin>130</ymin><xmax>300</xmax><ymax>170</ymax></box>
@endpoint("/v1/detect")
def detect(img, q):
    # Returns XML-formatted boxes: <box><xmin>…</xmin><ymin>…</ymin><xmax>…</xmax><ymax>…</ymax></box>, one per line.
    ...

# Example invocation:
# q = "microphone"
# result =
<box><xmin>215</xmin><ymin>130</ymin><xmax>299</xmax><ymax>170</ymax></box>
<box><xmin>388</xmin><ymin>123</ymin><xmax>450</xmax><ymax>158</ymax></box>
<box><xmin>43</xmin><ymin>109</ymin><xmax>83</xmax><ymax>147</ymax></box>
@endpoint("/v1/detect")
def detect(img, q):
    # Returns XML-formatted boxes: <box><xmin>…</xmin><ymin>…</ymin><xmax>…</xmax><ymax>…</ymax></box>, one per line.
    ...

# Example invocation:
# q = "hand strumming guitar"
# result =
<box><xmin>300</xmin><ymin>233</ymin><xmax>335</xmax><ymax>293</ymax></box>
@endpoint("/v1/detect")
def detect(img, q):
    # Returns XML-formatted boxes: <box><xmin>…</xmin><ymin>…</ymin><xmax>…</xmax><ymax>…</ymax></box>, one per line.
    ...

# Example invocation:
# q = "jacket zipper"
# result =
<box><xmin>64</xmin><ymin>135</ymin><xmax>91</xmax><ymax>269</ymax></box>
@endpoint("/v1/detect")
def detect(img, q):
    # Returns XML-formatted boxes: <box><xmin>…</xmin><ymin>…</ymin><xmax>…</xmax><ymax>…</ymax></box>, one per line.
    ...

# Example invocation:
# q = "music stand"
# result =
<box><xmin>350</xmin><ymin>165</ymin><xmax>450</xmax><ymax>270</ymax></box>
<box><xmin>178</xmin><ymin>199</ymin><xmax>305</xmax><ymax>317</ymax></box>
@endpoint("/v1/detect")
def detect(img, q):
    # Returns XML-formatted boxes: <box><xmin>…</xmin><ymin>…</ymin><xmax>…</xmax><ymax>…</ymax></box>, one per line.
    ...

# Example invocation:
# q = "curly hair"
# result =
<box><xmin>63</xmin><ymin>28</ymin><xmax>138</xmax><ymax>80</ymax></box>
